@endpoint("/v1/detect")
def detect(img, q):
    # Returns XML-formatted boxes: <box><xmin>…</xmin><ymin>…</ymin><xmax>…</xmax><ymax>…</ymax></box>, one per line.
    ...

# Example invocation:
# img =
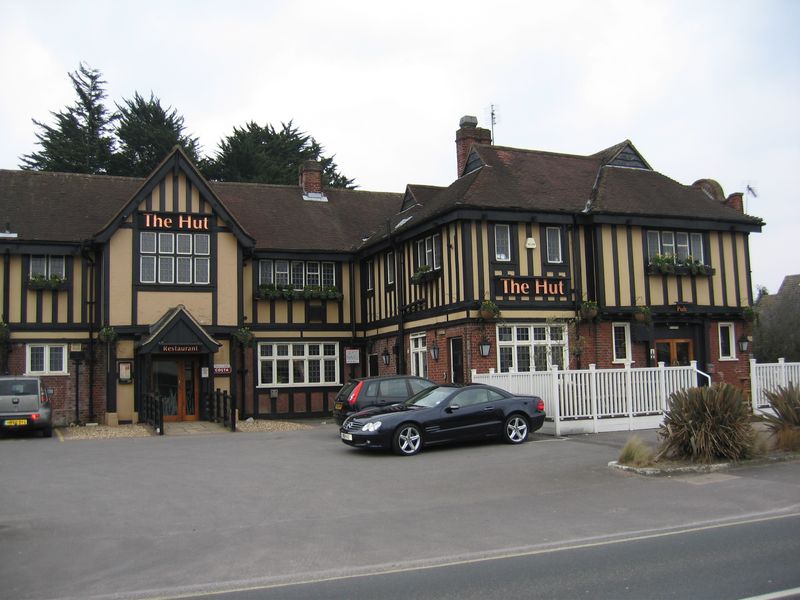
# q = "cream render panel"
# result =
<box><xmin>109</xmin><ymin>228</ymin><xmax>134</xmax><ymax>326</ymax></box>
<box><xmin>216</xmin><ymin>232</ymin><xmax>238</xmax><ymax>326</ymax></box>
<box><xmin>137</xmin><ymin>291</ymin><xmax>212</xmax><ymax>325</ymax></box>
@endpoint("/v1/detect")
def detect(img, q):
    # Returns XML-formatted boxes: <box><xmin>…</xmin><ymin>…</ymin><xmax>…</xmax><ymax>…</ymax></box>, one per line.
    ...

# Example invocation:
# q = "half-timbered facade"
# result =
<box><xmin>0</xmin><ymin>116</ymin><xmax>763</xmax><ymax>425</ymax></box>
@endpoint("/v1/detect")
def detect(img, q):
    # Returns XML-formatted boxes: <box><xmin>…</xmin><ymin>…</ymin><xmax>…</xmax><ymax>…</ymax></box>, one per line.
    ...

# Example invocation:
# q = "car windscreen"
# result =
<box><xmin>405</xmin><ymin>387</ymin><xmax>453</xmax><ymax>408</ymax></box>
<box><xmin>335</xmin><ymin>382</ymin><xmax>358</xmax><ymax>401</ymax></box>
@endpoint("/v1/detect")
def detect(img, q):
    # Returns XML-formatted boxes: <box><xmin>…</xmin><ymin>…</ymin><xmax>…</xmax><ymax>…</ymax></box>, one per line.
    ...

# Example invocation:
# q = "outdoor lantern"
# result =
<box><xmin>381</xmin><ymin>348</ymin><xmax>391</xmax><ymax>365</ymax></box>
<box><xmin>429</xmin><ymin>341</ymin><xmax>440</xmax><ymax>361</ymax></box>
<box><xmin>738</xmin><ymin>335</ymin><xmax>750</xmax><ymax>353</ymax></box>
<box><xmin>479</xmin><ymin>339</ymin><xmax>491</xmax><ymax>357</ymax></box>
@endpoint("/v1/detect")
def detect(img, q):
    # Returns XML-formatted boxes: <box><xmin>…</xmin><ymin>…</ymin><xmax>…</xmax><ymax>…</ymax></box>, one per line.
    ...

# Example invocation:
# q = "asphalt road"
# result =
<box><xmin>1</xmin><ymin>424</ymin><xmax>799</xmax><ymax>600</ymax></box>
<box><xmin>199</xmin><ymin>513</ymin><xmax>800</xmax><ymax>600</ymax></box>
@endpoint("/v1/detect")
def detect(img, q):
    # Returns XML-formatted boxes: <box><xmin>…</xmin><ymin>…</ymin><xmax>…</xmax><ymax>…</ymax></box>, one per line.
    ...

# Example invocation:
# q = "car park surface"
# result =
<box><xmin>340</xmin><ymin>383</ymin><xmax>545</xmax><ymax>455</ymax></box>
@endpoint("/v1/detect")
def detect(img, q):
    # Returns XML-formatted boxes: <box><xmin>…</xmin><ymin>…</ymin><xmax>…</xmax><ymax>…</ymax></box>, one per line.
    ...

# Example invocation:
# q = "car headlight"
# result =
<box><xmin>361</xmin><ymin>421</ymin><xmax>382</xmax><ymax>432</ymax></box>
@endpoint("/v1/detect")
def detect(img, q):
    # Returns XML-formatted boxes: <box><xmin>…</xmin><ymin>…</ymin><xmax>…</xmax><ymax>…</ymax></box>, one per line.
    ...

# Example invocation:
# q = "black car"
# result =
<box><xmin>333</xmin><ymin>375</ymin><xmax>436</xmax><ymax>425</ymax></box>
<box><xmin>339</xmin><ymin>384</ymin><xmax>545</xmax><ymax>456</ymax></box>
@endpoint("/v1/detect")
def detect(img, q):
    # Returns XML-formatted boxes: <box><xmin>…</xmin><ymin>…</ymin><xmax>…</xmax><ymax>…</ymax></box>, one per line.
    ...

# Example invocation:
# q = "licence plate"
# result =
<box><xmin>334</xmin><ymin>402</ymin><xmax>343</xmax><ymax>410</ymax></box>
<box><xmin>340</xmin><ymin>432</ymin><xmax>352</xmax><ymax>441</ymax></box>
<box><xmin>4</xmin><ymin>419</ymin><xmax>28</xmax><ymax>426</ymax></box>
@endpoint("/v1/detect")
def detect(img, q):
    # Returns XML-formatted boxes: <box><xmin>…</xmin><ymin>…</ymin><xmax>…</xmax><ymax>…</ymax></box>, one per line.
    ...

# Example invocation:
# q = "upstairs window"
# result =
<box><xmin>647</xmin><ymin>230</ymin><xmax>705</xmax><ymax>263</ymax></box>
<box><xmin>494</xmin><ymin>224</ymin><xmax>511</xmax><ymax>262</ymax></box>
<box><xmin>30</xmin><ymin>255</ymin><xmax>66</xmax><ymax>279</ymax></box>
<box><xmin>140</xmin><ymin>232</ymin><xmax>210</xmax><ymax>285</ymax></box>
<box><xmin>259</xmin><ymin>259</ymin><xmax>336</xmax><ymax>288</ymax></box>
<box><xmin>545</xmin><ymin>227</ymin><xmax>563</xmax><ymax>264</ymax></box>
<box><xmin>386</xmin><ymin>251</ymin><xmax>395</xmax><ymax>285</ymax></box>
<box><xmin>366</xmin><ymin>260</ymin><xmax>374</xmax><ymax>291</ymax></box>
<box><xmin>416</xmin><ymin>233</ymin><xmax>442</xmax><ymax>270</ymax></box>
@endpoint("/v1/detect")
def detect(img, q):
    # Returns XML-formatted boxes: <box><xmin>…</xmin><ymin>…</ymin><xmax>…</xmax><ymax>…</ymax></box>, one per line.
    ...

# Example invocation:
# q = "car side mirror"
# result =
<box><xmin>446</xmin><ymin>403</ymin><xmax>461</xmax><ymax>413</ymax></box>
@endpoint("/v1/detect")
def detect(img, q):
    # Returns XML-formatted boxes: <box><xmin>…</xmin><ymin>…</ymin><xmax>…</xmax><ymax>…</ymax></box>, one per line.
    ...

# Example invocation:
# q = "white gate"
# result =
<box><xmin>750</xmin><ymin>358</ymin><xmax>800</xmax><ymax>413</ymax></box>
<box><xmin>472</xmin><ymin>362</ymin><xmax>708</xmax><ymax>435</ymax></box>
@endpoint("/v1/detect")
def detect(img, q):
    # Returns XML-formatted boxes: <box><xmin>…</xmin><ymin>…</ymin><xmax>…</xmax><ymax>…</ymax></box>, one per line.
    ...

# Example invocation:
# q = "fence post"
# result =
<box><xmin>779</xmin><ymin>358</ymin><xmax>788</xmax><ymax>388</ymax></box>
<box><xmin>551</xmin><ymin>365</ymin><xmax>561</xmax><ymax>437</ymax></box>
<box><xmin>589</xmin><ymin>364</ymin><xmax>598</xmax><ymax>434</ymax></box>
<box><xmin>658</xmin><ymin>361</ymin><xmax>667</xmax><ymax>413</ymax></box>
<box><xmin>625</xmin><ymin>360</ymin><xmax>634</xmax><ymax>430</ymax></box>
<box><xmin>750</xmin><ymin>358</ymin><xmax>758</xmax><ymax>413</ymax></box>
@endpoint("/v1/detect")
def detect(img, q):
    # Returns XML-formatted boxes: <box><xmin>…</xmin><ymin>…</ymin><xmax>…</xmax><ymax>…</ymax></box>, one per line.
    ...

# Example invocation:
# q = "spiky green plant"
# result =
<box><xmin>762</xmin><ymin>384</ymin><xmax>800</xmax><ymax>451</ymax></box>
<box><xmin>657</xmin><ymin>383</ymin><xmax>755</xmax><ymax>462</ymax></box>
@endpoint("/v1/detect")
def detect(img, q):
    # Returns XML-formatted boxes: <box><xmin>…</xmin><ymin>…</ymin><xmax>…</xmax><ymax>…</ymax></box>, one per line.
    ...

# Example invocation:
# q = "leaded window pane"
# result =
<box><xmin>30</xmin><ymin>256</ymin><xmax>47</xmax><ymax>277</ymax></box>
<box><xmin>690</xmin><ymin>233</ymin><xmax>704</xmax><ymax>263</ymax></box>
<box><xmin>141</xmin><ymin>256</ymin><xmax>156</xmax><ymax>283</ymax></box>
<box><xmin>647</xmin><ymin>231</ymin><xmax>660</xmax><ymax>260</ymax></box>
<box><xmin>546</xmin><ymin>227</ymin><xmax>562</xmax><ymax>263</ymax></box>
<box><xmin>676</xmin><ymin>232</ymin><xmax>690</xmax><ymax>262</ymax></box>
<box><xmin>49</xmin><ymin>256</ymin><xmax>65</xmax><ymax>278</ymax></box>
<box><xmin>517</xmin><ymin>346</ymin><xmax>531</xmax><ymax>372</ymax></box>
<box><xmin>158</xmin><ymin>256</ymin><xmax>174</xmax><ymax>283</ymax></box>
<box><xmin>276</xmin><ymin>361</ymin><xmax>289</xmax><ymax>384</ymax></box>
<box><xmin>306</xmin><ymin>262</ymin><xmax>320</xmax><ymax>286</ymax></box>
<box><xmin>140</xmin><ymin>232</ymin><xmax>157</xmax><ymax>253</ymax></box>
<box><xmin>159</xmin><ymin>232</ymin><xmax>174</xmax><ymax>254</ymax></box>
<box><xmin>499</xmin><ymin>347</ymin><xmax>513</xmax><ymax>372</ymax></box>
<box><xmin>324</xmin><ymin>359</ymin><xmax>336</xmax><ymax>382</ymax></box>
<box><xmin>308</xmin><ymin>361</ymin><xmax>321</xmax><ymax>383</ymax></box>
<box><xmin>495</xmin><ymin>225</ymin><xmax>511</xmax><ymax>261</ymax></box>
<box><xmin>195</xmin><ymin>258</ymin><xmax>210</xmax><ymax>285</ymax></box>
<box><xmin>177</xmin><ymin>233</ymin><xmax>192</xmax><ymax>254</ymax></box>
<box><xmin>30</xmin><ymin>346</ymin><xmax>45</xmax><ymax>372</ymax></box>
<box><xmin>291</xmin><ymin>262</ymin><xmax>304</xmax><ymax>289</ymax></box>
<box><xmin>260</xmin><ymin>362</ymin><xmax>273</xmax><ymax>384</ymax></box>
<box><xmin>259</xmin><ymin>260</ymin><xmax>273</xmax><ymax>285</ymax></box>
<box><xmin>49</xmin><ymin>346</ymin><xmax>64</xmax><ymax>372</ymax></box>
<box><xmin>176</xmin><ymin>257</ymin><xmax>192</xmax><ymax>284</ymax></box>
<box><xmin>194</xmin><ymin>234</ymin><xmax>210</xmax><ymax>255</ymax></box>
<box><xmin>275</xmin><ymin>261</ymin><xmax>289</xmax><ymax>285</ymax></box>
<box><xmin>322</xmin><ymin>263</ymin><xmax>335</xmax><ymax>286</ymax></box>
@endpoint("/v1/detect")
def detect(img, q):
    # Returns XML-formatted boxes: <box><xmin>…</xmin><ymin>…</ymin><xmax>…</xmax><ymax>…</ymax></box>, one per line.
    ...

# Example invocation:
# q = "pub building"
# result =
<box><xmin>0</xmin><ymin>116</ymin><xmax>762</xmax><ymax>426</ymax></box>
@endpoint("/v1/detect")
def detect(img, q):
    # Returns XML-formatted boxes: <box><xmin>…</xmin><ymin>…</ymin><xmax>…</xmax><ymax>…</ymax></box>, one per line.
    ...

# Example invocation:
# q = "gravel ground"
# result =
<box><xmin>56</xmin><ymin>419</ymin><xmax>322</xmax><ymax>440</ymax></box>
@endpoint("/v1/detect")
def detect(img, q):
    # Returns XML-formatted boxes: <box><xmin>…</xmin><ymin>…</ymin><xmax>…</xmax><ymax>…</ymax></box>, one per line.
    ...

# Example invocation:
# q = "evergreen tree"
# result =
<box><xmin>20</xmin><ymin>63</ymin><xmax>115</xmax><ymax>174</ymax></box>
<box><xmin>112</xmin><ymin>92</ymin><xmax>200</xmax><ymax>177</ymax></box>
<box><xmin>202</xmin><ymin>121</ymin><xmax>354</xmax><ymax>188</ymax></box>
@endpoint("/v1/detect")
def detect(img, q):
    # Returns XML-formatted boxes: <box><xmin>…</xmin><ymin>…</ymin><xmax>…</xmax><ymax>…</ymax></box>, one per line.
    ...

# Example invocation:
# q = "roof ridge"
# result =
<box><xmin>475</xmin><ymin>143</ymin><xmax>603</xmax><ymax>162</ymax></box>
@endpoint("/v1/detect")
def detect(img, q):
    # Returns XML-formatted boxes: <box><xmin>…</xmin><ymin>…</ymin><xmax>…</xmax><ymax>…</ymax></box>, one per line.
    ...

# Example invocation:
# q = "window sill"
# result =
<box><xmin>718</xmin><ymin>357</ymin><xmax>738</xmax><ymax>362</ymax></box>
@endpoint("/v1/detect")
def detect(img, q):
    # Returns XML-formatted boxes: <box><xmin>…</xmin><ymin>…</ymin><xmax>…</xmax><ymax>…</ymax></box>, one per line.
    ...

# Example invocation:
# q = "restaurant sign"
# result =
<box><xmin>138</xmin><ymin>211</ymin><xmax>214</xmax><ymax>231</ymax></box>
<box><xmin>160</xmin><ymin>343</ymin><xmax>202</xmax><ymax>353</ymax></box>
<box><xmin>495</xmin><ymin>276</ymin><xmax>570</xmax><ymax>298</ymax></box>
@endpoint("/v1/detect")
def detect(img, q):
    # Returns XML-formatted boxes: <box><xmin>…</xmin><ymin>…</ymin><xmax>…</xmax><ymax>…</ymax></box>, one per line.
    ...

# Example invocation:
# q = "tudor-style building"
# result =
<box><xmin>0</xmin><ymin>116</ymin><xmax>763</xmax><ymax>426</ymax></box>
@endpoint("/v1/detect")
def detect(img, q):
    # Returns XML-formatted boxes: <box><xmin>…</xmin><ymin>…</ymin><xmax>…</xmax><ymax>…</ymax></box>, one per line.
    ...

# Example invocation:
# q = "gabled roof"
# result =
<box><xmin>138</xmin><ymin>305</ymin><xmax>221</xmax><ymax>354</ymax></box>
<box><xmin>94</xmin><ymin>146</ymin><xmax>254</xmax><ymax>247</ymax></box>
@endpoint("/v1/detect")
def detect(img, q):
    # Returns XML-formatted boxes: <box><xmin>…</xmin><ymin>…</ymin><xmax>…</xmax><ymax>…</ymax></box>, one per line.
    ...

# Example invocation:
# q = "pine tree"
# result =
<box><xmin>202</xmin><ymin>121</ymin><xmax>354</xmax><ymax>188</ymax></box>
<box><xmin>112</xmin><ymin>92</ymin><xmax>200</xmax><ymax>177</ymax></box>
<box><xmin>20</xmin><ymin>63</ymin><xmax>115</xmax><ymax>174</ymax></box>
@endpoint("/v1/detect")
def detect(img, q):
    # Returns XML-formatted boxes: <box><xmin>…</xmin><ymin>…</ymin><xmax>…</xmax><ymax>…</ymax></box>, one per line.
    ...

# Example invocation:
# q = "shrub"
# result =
<box><xmin>618</xmin><ymin>436</ymin><xmax>654</xmax><ymax>467</ymax></box>
<box><xmin>762</xmin><ymin>384</ymin><xmax>800</xmax><ymax>451</ymax></box>
<box><xmin>657</xmin><ymin>384</ymin><xmax>755</xmax><ymax>462</ymax></box>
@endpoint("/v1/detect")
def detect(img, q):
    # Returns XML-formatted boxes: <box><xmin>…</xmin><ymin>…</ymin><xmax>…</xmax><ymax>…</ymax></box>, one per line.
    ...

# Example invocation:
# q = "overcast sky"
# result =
<box><xmin>1</xmin><ymin>0</ymin><xmax>797</xmax><ymax>295</ymax></box>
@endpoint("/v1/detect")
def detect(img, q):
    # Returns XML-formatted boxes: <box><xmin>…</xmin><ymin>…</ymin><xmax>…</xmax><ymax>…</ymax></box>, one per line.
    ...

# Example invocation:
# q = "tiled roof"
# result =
<box><xmin>0</xmin><ymin>169</ymin><xmax>401</xmax><ymax>252</ymax></box>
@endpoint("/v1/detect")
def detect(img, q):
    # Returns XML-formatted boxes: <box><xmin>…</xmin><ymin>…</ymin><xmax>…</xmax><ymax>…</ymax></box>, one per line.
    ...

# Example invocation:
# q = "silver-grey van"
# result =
<box><xmin>0</xmin><ymin>377</ymin><xmax>53</xmax><ymax>437</ymax></box>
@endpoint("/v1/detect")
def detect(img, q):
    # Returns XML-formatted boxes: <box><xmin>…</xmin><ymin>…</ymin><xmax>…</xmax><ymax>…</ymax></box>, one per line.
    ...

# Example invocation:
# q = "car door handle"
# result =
<box><xmin>483</xmin><ymin>406</ymin><xmax>494</xmax><ymax>411</ymax></box>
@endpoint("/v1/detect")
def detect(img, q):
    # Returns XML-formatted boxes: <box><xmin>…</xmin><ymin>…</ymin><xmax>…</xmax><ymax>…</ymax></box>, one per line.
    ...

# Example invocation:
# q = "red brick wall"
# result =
<box><xmin>7</xmin><ymin>343</ymin><xmax>109</xmax><ymax>425</ymax></box>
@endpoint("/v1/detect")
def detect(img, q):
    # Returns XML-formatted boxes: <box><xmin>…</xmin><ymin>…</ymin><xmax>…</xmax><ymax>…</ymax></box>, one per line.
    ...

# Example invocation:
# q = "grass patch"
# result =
<box><xmin>618</xmin><ymin>435</ymin><xmax>654</xmax><ymax>467</ymax></box>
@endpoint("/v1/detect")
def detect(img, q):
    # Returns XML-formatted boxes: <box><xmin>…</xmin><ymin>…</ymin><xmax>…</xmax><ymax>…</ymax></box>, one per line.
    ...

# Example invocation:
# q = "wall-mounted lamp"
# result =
<box><xmin>429</xmin><ymin>341</ymin><xmax>440</xmax><ymax>361</ymax></box>
<box><xmin>737</xmin><ymin>335</ymin><xmax>750</xmax><ymax>353</ymax></box>
<box><xmin>479</xmin><ymin>339</ymin><xmax>491</xmax><ymax>357</ymax></box>
<box><xmin>381</xmin><ymin>348</ymin><xmax>391</xmax><ymax>366</ymax></box>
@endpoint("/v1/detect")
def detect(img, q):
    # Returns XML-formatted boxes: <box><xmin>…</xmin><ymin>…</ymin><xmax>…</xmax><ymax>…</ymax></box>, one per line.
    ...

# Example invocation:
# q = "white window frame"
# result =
<box><xmin>256</xmin><ymin>341</ymin><xmax>340</xmax><ymax>387</ymax></box>
<box><xmin>497</xmin><ymin>323</ymin><xmax>568</xmax><ymax>372</ymax></box>
<box><xmin>366</xmin><ymin>260</ymin><xmax>374</xmax><ymax>291</ymax></box>
<box><xmin>647</xmin><ymin>230</ymin><xmax>706</xmax><ymax>264</ymax></box>
<box><xmin>495</xmin><ymin>224</ymin><xmax>511</xmax><ymax>262</ymax></box>
<box><xmin>140</xmin><ymin>232</ymin><xmax>210</xmax><ymax>286</ymax></box>
<box><xmin>410</xmin><ymin>333</ymin><xmax>428</xmax><ymax>377</ymax></box>
<box><xmin>29</xmin><ymin>255</ymin><xmax>66</xmax><ymax>279</ymax></box>
<box><xmin>291</xmin><ymin>261</ymin><xmax>305</xmax><ymax>290</ymax></box>
<box><xmin>612</xmin><ymin>322</ymin><xmax>632</xmax><ymax>364</ymax></box>
<box><xmin>275</xmin><ymin>261</ymin><xmax>290</xmax><ymax>286</ymax></box>
<box><xmin>259</xmin><ymin>259</ymin><xmax>274</xmax><ymax>285</ymax></box>
<box><xmin>416</xmin><ymin>233</ymin><xmax>441</xmax><ymax>270</ymax></box>
<box><xmin>718</xmin><ymin>322</ymin><xmax>736</xmax><ymax>360</ymax></box>
<box><xmin>545</xmin><ymin>227</ymin><xmax>563</xmax><ymax>264</ymax></box>
<box><xmin>307</xmin><ymin>262</ymin><xmax>320</xmax><ymax>287</ymax></box>
<box><xmin>386</xmin><ymin>251</ymin><xmax>395</xmax><ymax>285</ymax></box>
<box><xmin>26</xmin><ymin>343</ymin><xmax>68</xmax><ymax>376</ymax></box>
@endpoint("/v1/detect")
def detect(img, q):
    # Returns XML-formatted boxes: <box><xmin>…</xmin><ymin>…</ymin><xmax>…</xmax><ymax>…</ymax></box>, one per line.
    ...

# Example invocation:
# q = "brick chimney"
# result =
<box><xmin>299</xmin><ymin>160</ymin><xmax>323</xmax><ymax>196</ymax></box>
<box><xmin>455</xmin><ymin>115</ymin><xmax>492</xmax><ymax>177</ymax></box>
<box><xmin>724</xmin><ymin>192</ymin><xmax>744</xmax><ymax>213</ymax></box>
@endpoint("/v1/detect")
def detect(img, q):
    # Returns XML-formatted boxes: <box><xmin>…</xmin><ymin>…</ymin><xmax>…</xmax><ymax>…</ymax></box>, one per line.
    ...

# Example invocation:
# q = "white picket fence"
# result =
<box><xmin>751</xmin><ymin>358</ymin><xmax>800</xmax><ymax>413</ymax></box>
<box><xmin>471</xmin><ymin>362</ymin><xmax>708</xmax><ymax>436</ymax></box>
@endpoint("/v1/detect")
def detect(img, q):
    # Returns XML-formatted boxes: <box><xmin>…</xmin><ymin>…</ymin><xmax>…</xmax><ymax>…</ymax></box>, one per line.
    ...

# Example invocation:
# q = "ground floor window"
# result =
<box><xmin>718</xmin><ymin>322</ymin><xmax>736</xmax><ymax>360</ymax></box>
<box><xmin>497</xmin><ymin>323</ymin><xmax>567</xmax><ymax>372</ymax></box>
<box><xmin>257</xmin><ymin>342</ymin><xmax>339</xmax><ymax>387</ymax></box>
<box><xmin>26</xmin><ymin>344</ymin><xmax>68</xmax><ymax>375</ymax></box>
<box><xmin>612</xmin><ymin>323</ymin><xmax>632</xmax><ymax>363</ymax></box>
<box><xmin>410</xmin><ymin>333</ymin><xmax>428</xmax><ymax>377</ymax></box>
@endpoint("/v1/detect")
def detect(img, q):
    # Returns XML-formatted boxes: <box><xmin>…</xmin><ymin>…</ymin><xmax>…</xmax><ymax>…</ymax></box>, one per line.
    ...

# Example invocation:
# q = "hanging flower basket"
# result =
<box><xmin>233</xmin><ymin>326</ymin><xmax>254</xmax><ymax>347</ymax></box>
<box><xmin>479</xmin><ymin>300</ymin><xmax>500</xmax><ymax>320</ymax></box>
<box><xmin>580</xmin><ymin>301</ymin><xmax>599</xmax><ymax>321</ymax></box>
<box><xmin>98</xmin><ymin>326</ymin><xmax>118</xmax><ymax>344</ymax></box>
<box><xmin>633</xmin><ymin>306</ymin><xmax>651</xmax><ymax>323</ymax></box>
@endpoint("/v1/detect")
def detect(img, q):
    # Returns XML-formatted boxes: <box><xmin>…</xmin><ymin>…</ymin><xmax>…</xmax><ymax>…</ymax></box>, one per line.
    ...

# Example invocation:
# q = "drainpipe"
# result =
<box><xmin>348</xmin><ymin>259</ymin><xmax>357</xmax><ymax>379</ymax></box>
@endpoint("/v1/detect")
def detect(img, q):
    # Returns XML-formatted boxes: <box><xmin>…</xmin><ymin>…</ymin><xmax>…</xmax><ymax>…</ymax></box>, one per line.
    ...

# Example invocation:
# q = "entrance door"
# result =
<box><xmin>450</xmin><ymin>337</ymin><xmax>464</xmax><ymax>384</ymax></box>
<box><xmin>655</xmin><ymin>339</ymin><xmax>694</xmax><ymax>366</ymax></box>
<box><xmin>153</xmin><ymin>358</ymin><xmax>199</xmax><ymax>422</ymax></box>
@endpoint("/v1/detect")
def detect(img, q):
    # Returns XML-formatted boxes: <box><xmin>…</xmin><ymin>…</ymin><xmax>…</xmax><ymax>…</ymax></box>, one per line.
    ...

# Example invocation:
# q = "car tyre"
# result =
<box><xmin>393</xmin><ymin>423</ymin><xmax>423</xmax><ymax>456</ymax></box>
<box><xmin>503</xmin><ymin>414</ymin><xmax>529</xmax><ymax>444</ymax></box>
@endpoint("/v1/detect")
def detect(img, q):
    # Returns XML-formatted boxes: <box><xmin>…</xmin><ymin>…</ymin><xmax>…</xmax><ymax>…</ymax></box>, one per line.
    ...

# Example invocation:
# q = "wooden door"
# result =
<box><xmin>655</xmin><ymin>339</ymin><xmax>694</xmax><ymax>366</ymax></box>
